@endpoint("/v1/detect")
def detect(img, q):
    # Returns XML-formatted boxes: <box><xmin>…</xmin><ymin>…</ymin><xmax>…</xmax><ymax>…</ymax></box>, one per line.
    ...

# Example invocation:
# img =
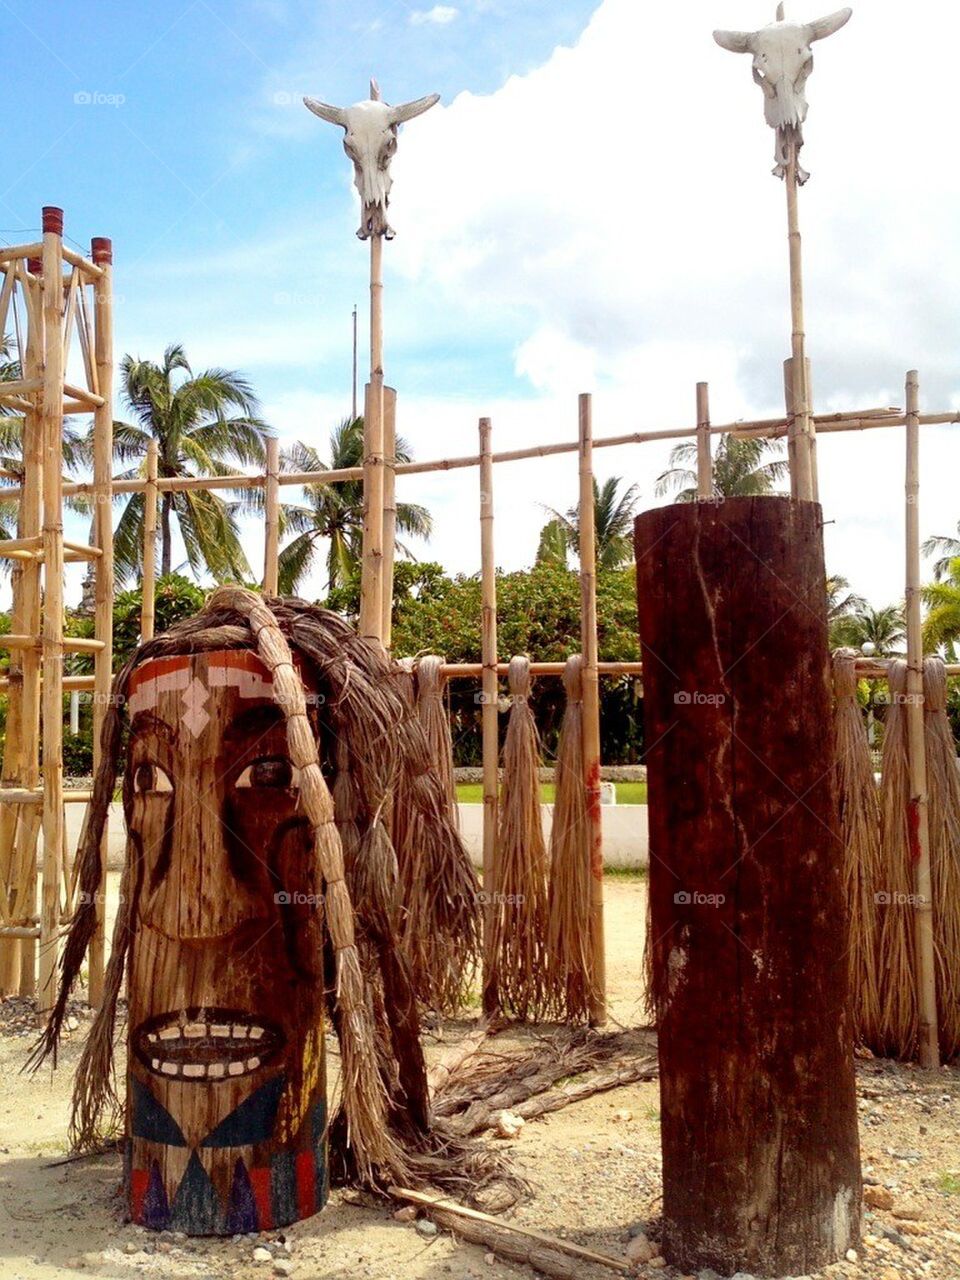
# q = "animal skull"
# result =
<box><xmin>304</xmin><ymin>80</ymin><xmax>439</xmax><ymax>239</ymax></box>
<box><xmin>714</xmin><ymin>6</ymin><xmax>851</xmax><ymax>183</ymax></box>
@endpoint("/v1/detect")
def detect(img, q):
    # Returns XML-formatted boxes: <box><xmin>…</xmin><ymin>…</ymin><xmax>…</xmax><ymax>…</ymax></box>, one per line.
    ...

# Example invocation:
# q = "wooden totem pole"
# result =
<box><xmin>124</xmin><ymin>649</ymin><xmax>327</xmax><ymax>1233</ymax></box>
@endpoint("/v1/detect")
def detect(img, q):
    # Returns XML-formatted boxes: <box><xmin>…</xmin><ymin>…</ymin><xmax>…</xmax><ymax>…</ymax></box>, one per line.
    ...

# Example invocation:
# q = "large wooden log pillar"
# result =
<box><xmin>634</xmin><ymin>496</ymin><xmax>861</xmax><ymax>1278</ymax></box>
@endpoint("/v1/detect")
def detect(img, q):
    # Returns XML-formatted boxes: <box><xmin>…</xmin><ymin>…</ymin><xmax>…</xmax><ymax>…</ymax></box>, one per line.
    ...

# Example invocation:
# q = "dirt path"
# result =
<box><xmin>1</xmin><ymin>877</ymin><xmax>958</xmax><ymax>1280</ymax></box>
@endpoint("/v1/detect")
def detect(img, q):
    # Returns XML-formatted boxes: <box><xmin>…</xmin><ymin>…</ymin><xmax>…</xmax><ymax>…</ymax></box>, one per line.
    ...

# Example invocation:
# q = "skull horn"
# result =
<box><xmin>713</xmin><ymin>28</ymin><xmax>754</xmax><ymax>53</ymax></box>
<box><xmin>389</xmin><ymin>93</ymin><xmax>441</xmax><ymax>125</ymax></box>
<box><xmin>806</xmin><ymin>7</ymin><xmax>852</xmax><ymax>40</ymax></box>
<box><xmin>303</xmin><ymin>97</ymin><xmax>348</xmax><ymax>126</ymax></box>
<box><xmin>370</xmin><ymin>78</ymin><xmax>382</xmax><ymax>101</ymax></box>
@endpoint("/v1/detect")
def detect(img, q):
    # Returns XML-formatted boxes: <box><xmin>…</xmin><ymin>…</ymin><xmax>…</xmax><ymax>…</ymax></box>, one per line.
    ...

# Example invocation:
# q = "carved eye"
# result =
<box><xmin>236</xmin><ymin>758</ymin><xmax>300</xmax><ymax>790</ymax></box>
<box><xmin>133</xmin><ymin>763</ymin><xmax>173</xmax><ymax>795</ymax></box>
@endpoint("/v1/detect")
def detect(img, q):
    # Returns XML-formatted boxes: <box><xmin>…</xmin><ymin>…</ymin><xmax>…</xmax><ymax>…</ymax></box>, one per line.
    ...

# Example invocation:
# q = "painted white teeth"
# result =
<box><xmin>208</xmin><ymin>1063</ymin><xmax>225</xmax><ymax>1079</ymax></box>
<box><xmin>151</xmin><ymin>1059</ymin><xmax>160</xmax><ymax>1071</ymax></box>
<box><xmin>160</xmin><ymin>1061</ymin><xmax>178</xmax><ymax>1076</ymax></box>
<box><xmin>211</xmin><ymin>1024</ymin><xmax>230</xmax><ymax>1038</ymax></box>
<box><xmin>232</xmin><ymin>1025</ymin><xmax>248</xmax><ymax>1039</ymax></box>
<box><xmin>183</xmin><ymin>1063</ymin><xmax>206</xmax><ymax>1079</ymax></box>
<box><xmin>228</xmin><ymin>1061</ymin><xmax>245</xmax><ymax>1077</ymax></box>
<box><xmin>246</xmin><ymin>1057</ymin><xmax>260</xmax><ymax>1071</ymax></box>
<box><xmin>183</xmin><ymin>1022</ymin><xmax>205</xmax><ymax>1038</ymax></box>
<box><xmin>249</xmin><ymin>1027</ymin><xmax>264</xmax><ymax>1041</ymax></box>
<box><xmin>158</xmin><ymin>1027</ymin><xmax>178</xmax><ymax>1041</ymax></box>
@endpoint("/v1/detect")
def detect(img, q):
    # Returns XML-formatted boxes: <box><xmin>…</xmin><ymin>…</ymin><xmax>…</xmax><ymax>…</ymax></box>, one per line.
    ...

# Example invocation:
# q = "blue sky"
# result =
<box><xmin>2</xmin><ymin>0</ymin><xmax>960</xmax><ymax>607</ymax></box>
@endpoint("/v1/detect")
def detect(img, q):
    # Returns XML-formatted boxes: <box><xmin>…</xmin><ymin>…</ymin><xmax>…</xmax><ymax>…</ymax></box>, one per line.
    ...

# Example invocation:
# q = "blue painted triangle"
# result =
<box><xmin>169</xmin><ymin>1151</ymin><xmax>223</xmax><ymax>1235</ymax></box>
<box><xmin>202</xmin><ymin>1075</ymin><xmax>286</xmax><ymax>1149</ymax></box>
<box><xmin>226</xmin><ymin>1157</ymin><xmax>259</xmax><ymax>1235</ymax></box>
<box><xmin>141</xmin><ymin>1159</ymin><xmax>171</xmax><ymax>1232</ymax></box>
<box><xmin>131</xmin><ymin>1077</ymin><xmax>186</xmax><ymax>1147</ymax></box>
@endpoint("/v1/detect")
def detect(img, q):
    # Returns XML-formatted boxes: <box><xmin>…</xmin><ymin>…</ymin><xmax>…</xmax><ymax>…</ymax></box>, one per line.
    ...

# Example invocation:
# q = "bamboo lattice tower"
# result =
<box><xmin>0</xmin><ymin>208</ymin><xmax>114</xmax><ymax>1010</ymax></box>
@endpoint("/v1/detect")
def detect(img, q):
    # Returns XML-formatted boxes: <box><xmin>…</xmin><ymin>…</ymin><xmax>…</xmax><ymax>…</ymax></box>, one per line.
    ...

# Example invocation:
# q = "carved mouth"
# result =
<box><xmin>133</xmin><ymin>1007</ymin><xmax>284</xmax><ymax>1082</ymax></box>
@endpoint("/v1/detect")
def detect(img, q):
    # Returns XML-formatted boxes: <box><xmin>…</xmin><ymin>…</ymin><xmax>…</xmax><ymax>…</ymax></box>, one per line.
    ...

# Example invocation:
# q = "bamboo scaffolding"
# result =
<box><xmin>39</xmin><ymin>207</ymin><xmax>65</xmax><ymax>1013</ymax></box>
<box><xmin>263</xmin><ymin>435</ymin><xmax>280</xmax><ymax>595</ymax></box>
<box><xmin>696</xmin><ymin>381</ymin><xmax>711</xmax><ymax>499</ymax></box>
<box><xmin>381</xmin><ymin>386</ymin><xmax>397</xmax><ymax>649</ymax></box>
<box><xmin>905</xmin><ymin>370</ymin><xmax>939</xmax><ymax>1069</ymax></box>
<box><xmin>578</xmin><ymin>394</ymin><xmax>605</xmax><ymax>1026</ymax></box>
<box><xmin>140</xmin><ymin>440</ymin><xmax>159</xmax><ymax>642</ymax></box>
<box><xmin>88</xmin><ymin>235</ymin><xmax>114</xmax><ymax>1007</ymax></box>
<box><xmin>479</xmin><ymin>417</ymin><xmax>500</xmax><ymax>1016</ymax></box>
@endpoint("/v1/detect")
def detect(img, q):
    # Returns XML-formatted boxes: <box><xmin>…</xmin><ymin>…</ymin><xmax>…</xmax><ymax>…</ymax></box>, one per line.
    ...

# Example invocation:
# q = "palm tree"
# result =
<box><xmin>832</xmin><ymin>603</ymin><xmax>906</xmax><ymax>656</ymax></box>
<box><xmin>112</xmin><ymin>344</ymin><xmax>270</xmax><ymax>583</ymax></box>
<box><xmin>655</xmin><ymin>434</ymin><xmax>789</xmax><ymax>502</ymax></box>
<box><xmin>275</xmin><ymin>417</ymin><xmax>432</xmax><ymax>594</ymax></box>
<box><xmin>826</xmin><ymin>573</ymin><xmax>867</xmax><ymax>648</ymax></box>
<box><xmin>923</xmin><ymin>556</ymin><xmax>960</xmax><ymax>655</ymax></box>
<box><xmin>539</xmin><ymin>476</ymin><xmax>641</xmax><ymax>571</ymax></box>
<box><xmin>922</xmin><ymin>521</ymin><xmax>960</xmax><ymax>582</ymax></box>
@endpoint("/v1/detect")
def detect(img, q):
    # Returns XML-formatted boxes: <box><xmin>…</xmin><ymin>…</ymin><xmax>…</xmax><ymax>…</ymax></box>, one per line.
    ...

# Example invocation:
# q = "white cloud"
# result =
<box><xmin>378</xmin><ymin>0</ymin><xmax>960</xmax><ymax>605</ymax></box>
<box><xmin>410</xmin><ymin>5</ymin><xmax>459</xmax><ymax>26</ymax></box>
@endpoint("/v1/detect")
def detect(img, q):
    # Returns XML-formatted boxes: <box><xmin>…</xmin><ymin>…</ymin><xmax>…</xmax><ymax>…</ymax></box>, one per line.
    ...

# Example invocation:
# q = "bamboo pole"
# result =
<box><xmin>578</xmin><ymin>393</ymin><xmax>605</xmax><ymax>1027</ymax></box>
<box><xmin>141</xmin><ymin>439</ymin><xmax>159</xmax><ymax>642</ymax></box>
<box><xmin>381</xmin><ymin>386</ymin><xmax>397</xmax><ymax>649</ymax></box>
<box><xmin>38</xmin><ymin>207</ymin><xmax>65</xmax><ymax>1013</ymax></box>
<box><xmin>785</xmin><ymin>137</ymin><xmax>815</xmax><ymax>501</ymax></box>
<box><xmin>479</xmin><ymin>418</ymin><xmax>500</xmax><ymax>1016</ymax></box>
<box><xmin>14</xmin><ymin>264</ymin><xmax>42</xmax><ymax>997</ymax></box>
<box><xmin>263</xmin><ymin>435</ymin><xmax>280</xmax><ymax>595</ymax></box>
<box><xmin>696</xmin><ymin>382</ymin><xmax>711</xmax><ymax>500</ymax></box>
<box><xmin>359</xmin><ymin>232</ymin><xmax>385</xmax><ymax>643</ymax></box>
<box><xmin>904</xmin><ymin>369</ymin><xmax>939</xmax><ymax>1069</ymax></box>
<box><xmin>88</xmin><ymin>236</ymin><xmax>114</xmax><ymax>1007</ymax></box>
<box><xmin>440</xmin><ymin>661</ymin><xmax>644</xmax><ymax>679</ymax></box>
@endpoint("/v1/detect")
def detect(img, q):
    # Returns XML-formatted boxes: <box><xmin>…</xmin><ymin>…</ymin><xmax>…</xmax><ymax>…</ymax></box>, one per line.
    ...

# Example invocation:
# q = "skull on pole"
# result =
<box><xmin>304</xmin><ymin>80</ymin><xmax>439</xmax><ymax>238</ymax></box>
<box><xmin>714</xmin><ymin>6</ymin><xmax>852</xmax><ymax>183</ymax></box>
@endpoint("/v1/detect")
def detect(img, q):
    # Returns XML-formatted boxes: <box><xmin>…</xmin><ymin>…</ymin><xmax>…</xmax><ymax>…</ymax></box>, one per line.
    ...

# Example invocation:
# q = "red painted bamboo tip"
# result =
<box><xmin>91</xmin><ymin>237</ymin><xmax>113</xmax><ymax>265</ymax></box>
<box><xmin>27</xmin><ymin>258</ymin><xmax>42</xmax><ymax>276</ymax></box>
<box><xmin>42</xmin><ymin>206</ymin><xmax>64</xmax><ymax>235</ymax></box>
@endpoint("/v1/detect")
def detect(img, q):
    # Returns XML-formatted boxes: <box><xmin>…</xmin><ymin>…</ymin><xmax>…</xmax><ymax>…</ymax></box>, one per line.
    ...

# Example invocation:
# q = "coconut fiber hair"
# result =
<box><xmin>33</xmin><ymin>587</ymin><xmax>484</xmax><ymax>1191</ymax></box>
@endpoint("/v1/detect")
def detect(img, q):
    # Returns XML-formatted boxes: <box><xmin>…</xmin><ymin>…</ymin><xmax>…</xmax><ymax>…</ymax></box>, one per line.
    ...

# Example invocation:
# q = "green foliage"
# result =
<box><xmin>656</xmin><ymin>433</ymin><xmax>788</xmax><ymax>501</ymax></box>
<box><xmin>538</xmin><ymin>476</ymin><xmax>641</xmax><ymax>571</ymax></box>
<box><xmin>114</xmin><ymin>574</ymin><xmax>207</xmax><ymax>666</ymax></box>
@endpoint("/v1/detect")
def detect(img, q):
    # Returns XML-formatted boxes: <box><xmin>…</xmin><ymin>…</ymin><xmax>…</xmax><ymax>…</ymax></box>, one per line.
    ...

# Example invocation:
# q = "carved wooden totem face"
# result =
<box><xmin>124</xmin><ymin>649</ymin><xmax>327</xmax><ymax>1235</ymax></box>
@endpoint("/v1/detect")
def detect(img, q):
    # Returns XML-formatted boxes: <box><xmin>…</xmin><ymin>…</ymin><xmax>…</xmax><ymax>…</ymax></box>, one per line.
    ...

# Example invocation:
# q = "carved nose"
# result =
<box><xmin>143</xmin><ymin>784</ymin><xmax>268</xmax><ymax>941</ymax></box>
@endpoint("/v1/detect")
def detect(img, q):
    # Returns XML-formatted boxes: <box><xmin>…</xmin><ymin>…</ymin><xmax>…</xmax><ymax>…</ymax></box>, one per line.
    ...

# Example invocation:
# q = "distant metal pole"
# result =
<box><xmin>352</xmin><ymin>304</ymin><xmax>358</xmax><ymax>421</ymax></box>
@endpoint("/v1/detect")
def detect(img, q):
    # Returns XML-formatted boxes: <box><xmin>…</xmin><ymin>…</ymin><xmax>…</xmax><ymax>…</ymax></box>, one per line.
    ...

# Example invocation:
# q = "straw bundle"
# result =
<box><xmin>32</xmin><ymin>589</ymin><xmax>491</xmax><ymax>1192</ymax></box>
<box><xmin>544</xmin><ymin>655</ymin><xmax>593</xmax><ymax>1021</ymax></box>
<box><xmin>923</xmin><ymin>657</ymin><xmax>960</xmax><ymax>1060</ymax></box>
<box><xmin>489</xmin><ymin>656</ymin><xmax>549</xmax><ymax>1021</ymax></box>
<box><xmin>391</xmin><ymin>658</ymin><xmax>480</xmax><ymax>1014</ymax></box>
<box><xmin>832</xmin><ymin>648</ymin><xmax>883</xmax><ymax>1049</ymax></box>
<box><xmin>877</xmin><ymin>660</ymin><xmax>920</xmax><ymax>1057</ymax></box>
<box><xmin>416</xmin><ymin>655</ymin><xmax>458</xmax><ymax>828</ymax></box>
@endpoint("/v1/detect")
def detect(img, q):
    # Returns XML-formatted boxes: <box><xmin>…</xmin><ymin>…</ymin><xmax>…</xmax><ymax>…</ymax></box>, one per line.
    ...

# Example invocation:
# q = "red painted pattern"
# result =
<box><xmin>130</xmin><ymin>1167</ymin><xmax>149</xmax><ymax>1222</ymax></box>
<box><xmin>249</xmin><ymin>1166</ymin><xmax>273</xmax><ymax>1230</ymax></box>
<box><xmin>295</xmin><ymin>1151</ymin><xmax>316</xmax><ymax>1220</ymax></box>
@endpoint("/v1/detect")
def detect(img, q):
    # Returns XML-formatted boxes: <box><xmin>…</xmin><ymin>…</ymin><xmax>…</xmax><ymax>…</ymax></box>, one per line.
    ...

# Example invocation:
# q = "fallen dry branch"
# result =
<box><xmin>433</xmin><ymin>1026</ymin><xmax>651</xmax><ymax>1117</ymax></box>
<box><xmin>508</xmin><ymin>1056</ymin><xmax>658</xmax><ymax>1125</ymax></box>
<box><xmin>388</xmin><ymin>1186</ymin><xmax>632</xmax><ymax>1278</ymax></box>
<box><xmin>428</xmin><ymin>1017</ymin><xmax>492</xmax><ymax>1096</ymax></box>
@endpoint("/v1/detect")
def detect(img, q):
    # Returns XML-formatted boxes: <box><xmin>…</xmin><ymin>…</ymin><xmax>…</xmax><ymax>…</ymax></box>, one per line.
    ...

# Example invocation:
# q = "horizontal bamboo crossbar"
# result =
<box><xmin>0</xmin><ymin>378</ymin><xmax>43</xmax><ymax>398</ymax></box>
<box><xmin>63</xmin><ymin>541</ymin><xmax>101</xmax><ymax>562</ymax></box>
<box><xmin>1</xmin><ymin>404</ymin><xmax>955</xmax><ymax>506</ymax></box>
<box><xmin>440</xmin><ymin>661</ymin><xmax>644</xmax><ymax>679</ymax></box>
<box><xmin>0</xmin><ymin>243</ymin><xmax>42</xmax><ymax>265</ymax></box>
<box><xmin>60</xmin><ymin>246</ymin><xmax>104</xmax><ymax>280</ymax></box>
<box><xmin>0</xmin><ymin>789</ymin><xmax>93</xmax><ymax>805</ymax></box>
<box><xmin>0</xmin><ymin>926</ymin><xmax>40</xmax><ymax>939</ymax></box>
<box><xmin>0</xmin><ymin>675</ymin><xmax>95</xmax><ymax>692</ymax></box>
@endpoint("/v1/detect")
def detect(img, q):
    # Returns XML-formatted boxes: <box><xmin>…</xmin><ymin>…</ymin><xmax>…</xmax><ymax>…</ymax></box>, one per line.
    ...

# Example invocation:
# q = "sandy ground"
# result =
<box><xmin>1</xmin><ymin>876</ymin><xmax>959</xmax><ymax>1280</ymax></box>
